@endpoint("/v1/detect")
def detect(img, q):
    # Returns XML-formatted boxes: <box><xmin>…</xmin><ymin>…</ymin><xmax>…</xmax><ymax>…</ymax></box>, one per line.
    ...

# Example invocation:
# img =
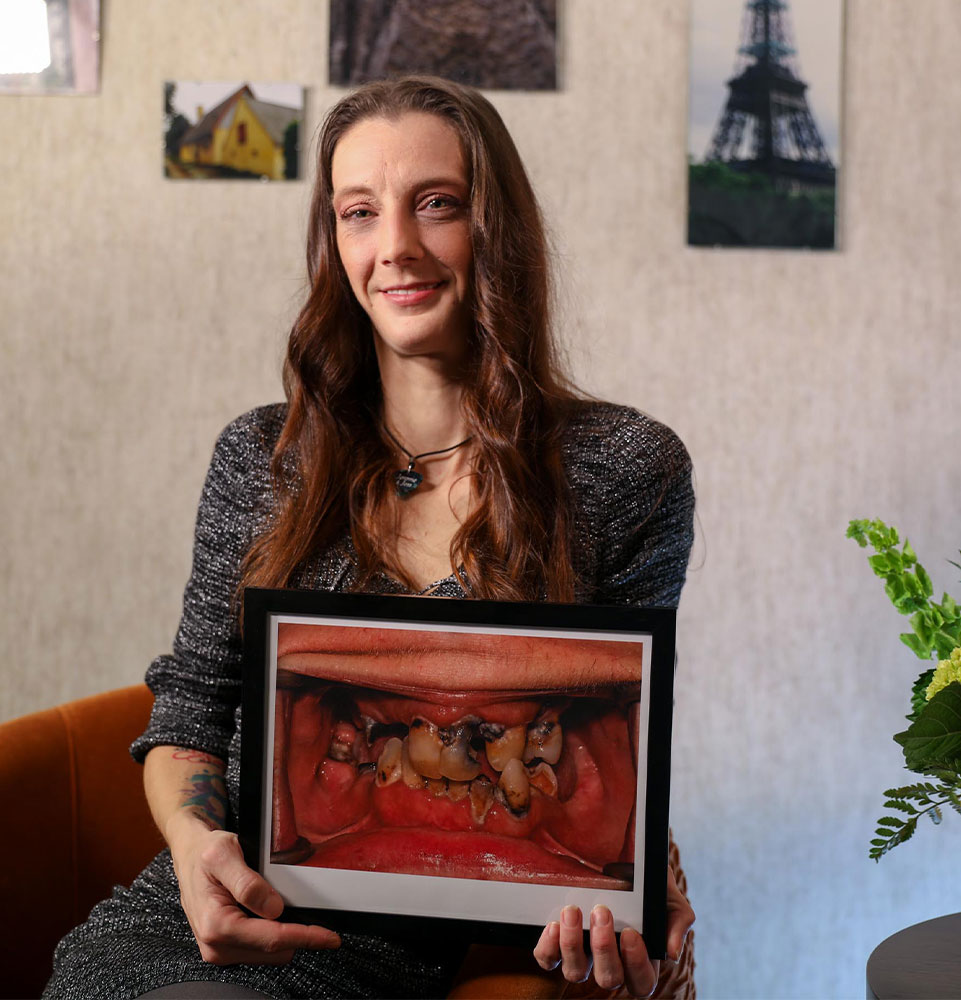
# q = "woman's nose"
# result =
<box><xmin>380</xmin><ymin>209</ymin><xmax>422</xmax><ymax>265</ymax></box>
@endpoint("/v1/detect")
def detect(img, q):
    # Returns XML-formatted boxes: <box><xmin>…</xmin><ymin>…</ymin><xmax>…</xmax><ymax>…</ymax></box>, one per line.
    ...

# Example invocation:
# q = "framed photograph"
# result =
<box><xmin>241</xmin><ymin>589</ymin><xmax>676</xmax><ymax>954</ymax></box>
<box><xmin>163</xmin><ymin>81</ymin><xmax>303</xmax><ymax>181</ymax></box>
<box><xmin>328</xmin><ymin>0</ymin><xmax>557</xmax><ymax>91</ymax></box>
<box><xmin>0</xmin><ymin>0</ymin><xmax>100</xmax><ymax>95</ymax></box>
<box><xmin>687</xmin><ymin>0</ymin><xmax>842</xmax><ymax>249</ymax></box>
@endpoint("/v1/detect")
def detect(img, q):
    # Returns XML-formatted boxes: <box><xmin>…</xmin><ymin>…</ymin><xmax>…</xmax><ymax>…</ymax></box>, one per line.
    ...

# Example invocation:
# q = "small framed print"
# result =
<box><xmin>240</xmin><ymin>589</ymin><xmax>676</xmax><ymax>955</ymax></box>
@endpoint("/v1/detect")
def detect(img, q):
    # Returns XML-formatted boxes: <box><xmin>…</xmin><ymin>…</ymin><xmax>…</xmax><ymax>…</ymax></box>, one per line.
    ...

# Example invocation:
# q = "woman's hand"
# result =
<box><xmin>532</xmin><ymin>866</ymin><xmax>694</xmax><ymax>997</ymax></box>
<box><xmin>145</xmin><ymin>746</ymin><xmax>340</xmax><ymax>966</ymax></box>
<box><xmin>168</xmin><ymin>819</ymin><xmax>341</xmax><ymax>965</ymax></box>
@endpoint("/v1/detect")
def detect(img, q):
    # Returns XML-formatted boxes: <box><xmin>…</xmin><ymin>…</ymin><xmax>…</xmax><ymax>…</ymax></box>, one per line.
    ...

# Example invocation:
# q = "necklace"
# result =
<box><xmin>383</xmin><ymin>426</ymin><xmax>473</xmax><ymax>497</ymax></box>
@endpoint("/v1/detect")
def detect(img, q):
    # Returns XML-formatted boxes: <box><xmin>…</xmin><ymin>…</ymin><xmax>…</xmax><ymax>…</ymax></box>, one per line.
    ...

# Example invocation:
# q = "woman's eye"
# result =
<box><xmin>341</xmin><ymin>207</ymin><xmax>373</xmax><ymax>220</ymax></box>
<box><xmin>423</xmin><ymin>196</ymin><xmax>458</xmax><ymax>211</ymax></box>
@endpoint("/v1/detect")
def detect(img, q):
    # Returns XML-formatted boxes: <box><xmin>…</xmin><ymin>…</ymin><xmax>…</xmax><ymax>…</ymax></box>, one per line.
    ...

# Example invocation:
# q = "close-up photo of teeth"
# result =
<box><xmin>271</xmin><ymin>623</ymin><xmax>643</xmax><ymax>889</ymax></box>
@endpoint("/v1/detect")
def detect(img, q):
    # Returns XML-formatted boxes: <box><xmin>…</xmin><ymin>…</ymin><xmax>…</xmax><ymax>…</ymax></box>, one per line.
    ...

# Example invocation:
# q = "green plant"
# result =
<box><xmin>847</xmin><ymin>518</ymin><xmax>961</xmax><ymax>859</ymax></box>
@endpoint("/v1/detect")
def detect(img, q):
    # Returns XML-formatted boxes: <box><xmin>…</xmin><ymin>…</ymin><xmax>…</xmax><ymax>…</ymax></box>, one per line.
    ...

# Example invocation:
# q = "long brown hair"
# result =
<box><xmin>241</xmin><ymin>75</ymin><xmax>581</xmax><ymax>601</ymax></box>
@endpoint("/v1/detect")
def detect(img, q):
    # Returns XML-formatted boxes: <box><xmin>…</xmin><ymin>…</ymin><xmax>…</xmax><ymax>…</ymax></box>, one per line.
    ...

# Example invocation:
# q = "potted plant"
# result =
<box><xmin>847</xmin><ymin>519</ymin><xmax>961</xmax><ymax>859</ymax></box>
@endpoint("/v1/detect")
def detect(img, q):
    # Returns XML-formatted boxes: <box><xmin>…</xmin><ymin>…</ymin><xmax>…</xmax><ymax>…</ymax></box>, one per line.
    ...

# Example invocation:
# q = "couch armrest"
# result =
<box><xmin>0</xmin><ymin>685</ymin><xmax>161</xmax><ymax>999</ymax></box>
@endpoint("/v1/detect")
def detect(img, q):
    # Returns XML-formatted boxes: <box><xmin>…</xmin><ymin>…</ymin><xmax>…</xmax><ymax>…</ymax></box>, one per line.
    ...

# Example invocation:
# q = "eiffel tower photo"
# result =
<box><xmin>688</xmin><ymin>0</ymin><xmax>841</xmax><ymax>248</ymax></box>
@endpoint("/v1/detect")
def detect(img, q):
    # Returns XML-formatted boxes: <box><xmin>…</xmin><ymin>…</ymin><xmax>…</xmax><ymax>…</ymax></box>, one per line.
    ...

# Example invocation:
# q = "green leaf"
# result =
<box><xmin>909</xmin><ymin>669</ymin><xmax>936</xmax><ymax>720</ymax></box>
<box><xmin>869</xmin><ymin>553</ymin><xmax>891</xmax><ymax>574</ymax></box>
<box><xmin>941</xmin><ymin>593</ymin><xmax>959</xmax><ymax>619</ymax></box>
<box><xmin>894</xmin><ymin>684</ymin><xmax>961</xmax><ymax>772</ymax></box>
<box><xmin>919</xmin><ymin>766</ymin><xmax>961</xmax><ymax>782</ymax></box>
<box><xmin>876</xmin><ymin>816</ymin><xmax>904</xmax><ymax>828</ymax></box>
<box><xmin>846</xmin><ymin>519</ymin><xmax>869</xmax><ymax>544</ymax></box>
<box><xmin>900</xmin><ymin>631</ymin><xmax>933</xmax><ymax>660</ymax></box>
<box><xmin>869</xmin><ymin>813</ymin><xmax>918</xmax><ymax>861</ymax></box>
<box><xmin>935</xmin><ymin>629</ymin><xmax>961</xmax><ymax>659</ymax></box>
<box><xmin>910</xmin><ymin>611</ymin><xmax>935</xmax><ymax>647</ymax></box>
<box><xmin>903</xmin><ymin>539</ymin><xmax>917</xmax><ymax>566</ymax></box>
<box><xmin>917</xmin><ymin>563</ymin><xmax>934</xmax><ymax>598</ymax></box>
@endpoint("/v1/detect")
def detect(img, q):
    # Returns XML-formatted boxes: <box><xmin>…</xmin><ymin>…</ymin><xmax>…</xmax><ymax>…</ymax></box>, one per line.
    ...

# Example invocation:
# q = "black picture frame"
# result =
<box><xmin>240</xmin><ymin>588</ymin><xmax>676</xmax><ymax>956</ymax></box>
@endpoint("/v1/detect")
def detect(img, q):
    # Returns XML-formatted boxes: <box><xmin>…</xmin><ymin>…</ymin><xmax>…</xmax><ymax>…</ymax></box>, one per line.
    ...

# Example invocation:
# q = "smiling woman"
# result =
<box><xmin>43</xmin><ymin>76</ymin><xmax>696</xmax><ymax>1000</ymax></box>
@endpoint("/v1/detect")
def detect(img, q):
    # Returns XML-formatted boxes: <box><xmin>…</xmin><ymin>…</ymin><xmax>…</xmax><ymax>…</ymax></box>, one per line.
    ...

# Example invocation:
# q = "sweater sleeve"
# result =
<box><xmin>130</xmin><ymin>406</ymin><xmax>281</xmax><ymax>763</ymax></box>
<box><xmin>578</xmin><ymin>406</ymin><xmax>695</xmax><ymax>609</ymax></box>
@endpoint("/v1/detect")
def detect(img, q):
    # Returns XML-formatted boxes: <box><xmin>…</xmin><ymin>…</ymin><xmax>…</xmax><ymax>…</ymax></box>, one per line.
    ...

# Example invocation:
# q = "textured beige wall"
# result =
<box><xmin>2</xmin><ymin>1</ymin><xmax>960</xmax><ymax>997</ymax></box>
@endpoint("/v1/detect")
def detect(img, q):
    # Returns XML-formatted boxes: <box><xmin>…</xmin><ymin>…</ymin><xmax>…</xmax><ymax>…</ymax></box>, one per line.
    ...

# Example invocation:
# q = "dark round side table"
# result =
<box><xmin>866</xmin><ymin>912</ymin><xmax>961</xmax><ymax>999</ymax></box>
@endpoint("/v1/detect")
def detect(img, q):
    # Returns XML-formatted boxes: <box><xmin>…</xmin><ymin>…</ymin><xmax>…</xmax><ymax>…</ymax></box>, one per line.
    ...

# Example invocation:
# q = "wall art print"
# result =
<box><xmin>0</xmin><ymin>0</ymin><xmax>100</xmax><ymax>95</ymax></box>
<box><xmin>329</xmin><ymin>0</ymin><xmax>557</xmax><ymax>91</ymax></box>
<box><xmin>164</xmin><ymin>81</ymin><xmax>303</xmax><ymax>181</ymax></box>
<box><xmin>688</xmin><ymin>0</ymin><xmax>843</xmax><ymax>249</ymax></box>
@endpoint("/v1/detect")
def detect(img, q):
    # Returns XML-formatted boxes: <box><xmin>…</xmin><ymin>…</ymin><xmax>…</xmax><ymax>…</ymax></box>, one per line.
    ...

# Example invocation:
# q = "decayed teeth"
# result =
<box><xmin>426</xmin><ymin>777</ymin><xmax>447</xmax><ymax>797</ymax></box>
<box><xmin>400</xmin><ymin>738</ymin><xmax>426</xmax><ymax>789</ymax></box>
<box><xmin>523</xmin><ymin>710</ymin><xmax>562</xmax><ymax>765</ymax></box>
<box><xmin>498</xmin><ymin>757</ymin><xmax>531</xmax><ymax>815</ymax></box>
<box><xmin>447</xmin><ymin>779</ymin><xmax>470</xmax><ymax>802</ymax></box>
<box><xmin>364</xmin><ymin>716</ymin><xmax>407</xmax><ymax>746</ymax></box>
<box><xmin>469</xmin><ymin>774</ymin><xmax>495</xmax><ymax>823</ymax></box>
<box><xmin>482</xmin><ymin>723</ymin><xmax>527</xmax><ymax>772</ymax></box>
<box><xmin>526</xmin><ymin>761</ymin><xmax>558</xmax><ymax>797</ymax></box>
<box><xmin>375</xmin><ymin>737</ymin><xmax>403</xmax><ymax>787</ymax></box>
<box><xmin>361</xmin><ymin>707</ymin><xmax>565</xmax><ymax>821</ymax></box>
<box><xmin>439</xmin><ymin>718</ymin><xmax>482</xmax><ymax>781</ymax></box>
<box><xmin>407</xmin><ymin>718</ymin><xmax>444</xmax><ymax>779</ymax></box>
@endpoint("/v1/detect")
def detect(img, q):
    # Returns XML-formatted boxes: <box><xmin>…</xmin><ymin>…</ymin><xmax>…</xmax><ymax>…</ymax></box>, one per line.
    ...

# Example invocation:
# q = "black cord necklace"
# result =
<box><xmin>384</xmin><ymin>426</ymin><xmax>473</xmax><ymax>497</ymax></box>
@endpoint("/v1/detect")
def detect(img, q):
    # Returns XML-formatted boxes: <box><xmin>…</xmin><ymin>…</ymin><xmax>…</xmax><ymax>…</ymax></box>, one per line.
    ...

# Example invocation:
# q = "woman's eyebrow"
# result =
<box><xmin>334</xmin><ymin>176</ymin><xmax>468</xmax><ymax>201</ymax></box>
<box><xmin>332</xmin><ymin>183</ymin><xmax>376</xmax><ymax>202</ymax></box>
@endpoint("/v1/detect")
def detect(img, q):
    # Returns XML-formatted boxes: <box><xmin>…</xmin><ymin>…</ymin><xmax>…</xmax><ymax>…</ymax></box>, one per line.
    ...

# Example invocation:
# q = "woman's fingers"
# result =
<box><xmin>192</xmin><ymin>889</ymin><xmax>341</xmax><ymax>965</ymax></box>
<box><xmin>589</xmin><ymin>906</ymin><xmax>624</xmax><ymax>990</ymax></box>
<box><xmin>620</xmin><ymin>927</ymin><xmax>659</xmax><ymax>998</ymax></box>
<box><xmin>533</xmin><ymin>920</ymin><xmax>561</xmax><ymax>970</ymax></box>
<box><xmin>534</xmin><ymin>885</ymin><xmax>691</xmax><ymax>997</ymax></box>
<box><xmin>185</xmin><ymin>829</ymin><xmax>341</xmax><ymax>965</ymax></box>
<box><xmin>557</xmin><ymin>905</ymin><xmax>592</xmax><ymax>983</ymax></box>
<box><xmin>664</xmin><ymin>864</ymin><xmax>696</xmax><ymax>963</ymax></box>
<box><xmin>201</xmin><ymin>832</ymin><xmax>284</xmax><ymax>918</ymax></box>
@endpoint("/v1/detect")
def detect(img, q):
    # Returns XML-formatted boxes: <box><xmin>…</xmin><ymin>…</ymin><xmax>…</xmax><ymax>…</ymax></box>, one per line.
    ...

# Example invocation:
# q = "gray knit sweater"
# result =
<box><xmin>44</xmin><ymin>401</ymin><xmax>694</xmax><ymax>1000</ymax></box>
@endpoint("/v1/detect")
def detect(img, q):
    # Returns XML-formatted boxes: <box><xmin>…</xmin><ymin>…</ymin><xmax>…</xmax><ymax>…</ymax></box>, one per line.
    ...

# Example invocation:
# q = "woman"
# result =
<box><xmin>45</xmin><ymin>76</ymin><xmax>695</xmax><ymax>999</ymax></box>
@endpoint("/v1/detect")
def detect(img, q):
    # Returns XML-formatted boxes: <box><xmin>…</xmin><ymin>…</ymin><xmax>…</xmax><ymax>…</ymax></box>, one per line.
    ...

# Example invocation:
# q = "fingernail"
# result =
<box><xmin>621</xmin><ymin>926</ymin><xmax>641</xmax><ymax>951</ymax></box>
<box><xmin>591</xmin><ymin>905</ymin><xmax>611</xmax><ymax>927</ymax></box>
<box><xmin>562</xmin><ymin>905</ymin><xmax>580</xmax><ymax>928</ymax></box>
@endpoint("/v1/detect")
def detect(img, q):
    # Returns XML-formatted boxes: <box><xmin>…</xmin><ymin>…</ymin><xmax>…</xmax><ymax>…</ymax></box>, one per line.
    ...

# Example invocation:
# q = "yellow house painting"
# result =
<box><xmin>175</xmin><ymin>84</ymin><xmax>300</xmax><ymax>180</ymax></box>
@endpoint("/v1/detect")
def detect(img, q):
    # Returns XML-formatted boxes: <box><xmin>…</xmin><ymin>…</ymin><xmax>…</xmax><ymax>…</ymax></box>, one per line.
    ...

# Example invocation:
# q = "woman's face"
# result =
<box><xmin>331</xmin><ymin>112</ymin><xmax>473</xmax><ymax>367</ymax></box>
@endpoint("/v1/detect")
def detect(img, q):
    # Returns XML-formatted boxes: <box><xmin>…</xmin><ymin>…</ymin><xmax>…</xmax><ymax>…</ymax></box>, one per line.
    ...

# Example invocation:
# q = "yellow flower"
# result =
<box><xmin>925</xmin><ymin>646</ymin><xmax>961</xmax><ymax>701</ymax></box>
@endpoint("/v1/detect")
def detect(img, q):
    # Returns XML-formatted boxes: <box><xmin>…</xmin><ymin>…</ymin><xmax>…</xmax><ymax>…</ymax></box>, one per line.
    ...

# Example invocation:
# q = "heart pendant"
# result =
<box><xmin>394</xmin><ymin>469</ymin><xmax>423</xmax><ymax>497</ymax></box>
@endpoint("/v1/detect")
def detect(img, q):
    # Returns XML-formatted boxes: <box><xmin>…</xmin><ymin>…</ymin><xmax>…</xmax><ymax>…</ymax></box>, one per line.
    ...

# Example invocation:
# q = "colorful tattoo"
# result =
<box><xmin>171</xmin><ymin>749</ymin><xmax>222</xmax><ymax>764</ymax></box>
<box><xmin>179</xmin><ymin>770</ymin><xmax>229</xmax><ymax>829</ymax></box>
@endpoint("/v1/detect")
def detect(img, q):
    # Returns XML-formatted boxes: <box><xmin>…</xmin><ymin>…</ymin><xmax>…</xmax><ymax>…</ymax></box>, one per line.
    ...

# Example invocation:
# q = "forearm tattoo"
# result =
<box><xmin>179</xmin><ymin>770</ymin><xmax>229</xmax><ymax>830</ymax></box>
<box><xmin>171</xmin><ymin>749</ymin><xmax>223</xmax><ymax>765</ymax></box>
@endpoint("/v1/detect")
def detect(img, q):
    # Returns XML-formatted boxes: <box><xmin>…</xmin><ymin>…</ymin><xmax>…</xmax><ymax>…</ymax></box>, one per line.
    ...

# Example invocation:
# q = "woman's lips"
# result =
<box><xmin>379</xmin><ymin>281</ymin><xmax>444</xmax><ymax>306</ymax></box>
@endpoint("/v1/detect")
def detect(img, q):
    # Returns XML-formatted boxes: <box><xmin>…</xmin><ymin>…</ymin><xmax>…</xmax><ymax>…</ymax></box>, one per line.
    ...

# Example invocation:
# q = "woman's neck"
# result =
<box><xmin>378</xmin><ymin>353</ymin><xmax>470</xmax><ymax>457</ymax></box>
